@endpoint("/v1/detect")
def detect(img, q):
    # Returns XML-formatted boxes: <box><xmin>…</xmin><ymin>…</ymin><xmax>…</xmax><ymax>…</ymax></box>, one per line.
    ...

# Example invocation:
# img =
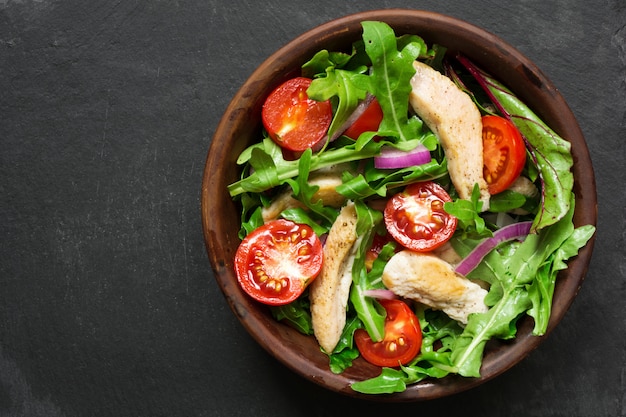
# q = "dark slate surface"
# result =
<box><xmin>1</xmin><ymin>1</ymin><xmax>624</xmax><ymax>416</ymax></box>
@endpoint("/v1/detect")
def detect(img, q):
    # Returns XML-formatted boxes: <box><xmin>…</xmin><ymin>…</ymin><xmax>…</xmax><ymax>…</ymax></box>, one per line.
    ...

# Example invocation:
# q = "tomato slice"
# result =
<box><xmin>234</xmin><ymin>219</ymin><xmax>323</xmax><ymax>306</ymax></box>
<box><xmin>343</xmin><ymin>97</ymin><xmax>383</xmax><ymax>140</ymax></box>
<box><xmin>482</xmin><ymin>115</ymin><xmax>527</xmax><ymax>194</ymax></box>
<box><xmin>384</xmin><ymin>181</ymin><xmax>457</xmax><ymax>252</ymax></box>
<box><xmin>354</xmin><ymin>299</ymin><xmax>422</xmax><ymax>367</ymax></box>
<box><xmin>261</xmin><ymin>77</ymin><xmax>332</xmax><ymax>152</ymax></box>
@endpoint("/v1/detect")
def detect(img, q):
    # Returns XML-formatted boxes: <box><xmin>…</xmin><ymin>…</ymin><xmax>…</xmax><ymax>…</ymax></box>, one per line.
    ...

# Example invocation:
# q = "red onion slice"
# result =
<box><xmin>374</xmin><ymin>144</ymin><xmax>431</xmax><ymax>169</ymax></box>
<box><xmin>329</xmin><ymin>94</ymin><xmax>375</xmax><ymax>142</ymax></box>
<box><xmin>454</xmin><ymin>221</ymin><xmax>533</xmax><ymax>276</ymax></box>
<box><xmin>363</xmin><ymin>289</ymin><xmax>398</xmax><ymax>300</ymax></box>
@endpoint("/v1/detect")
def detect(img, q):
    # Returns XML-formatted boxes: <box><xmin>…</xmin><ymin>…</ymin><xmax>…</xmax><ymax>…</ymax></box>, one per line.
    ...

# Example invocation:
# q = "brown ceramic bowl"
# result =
<box><xmin>201</xmin><ymin>9</ymin><xmax>597</xmax><ymax>401</ymax></box>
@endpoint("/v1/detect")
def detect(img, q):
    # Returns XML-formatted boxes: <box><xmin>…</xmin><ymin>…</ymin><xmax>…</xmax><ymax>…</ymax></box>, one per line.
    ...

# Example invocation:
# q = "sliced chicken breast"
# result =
<box><xmin>382</xmin><ymin>250</ymin><xmax>488</xmax><ymax>324</ymax></box>
<box><xmin>310</xmin><ymin>202</ymin><xmax>360</xmax><ymax>353</ymax></box>
<box><xmin>409</xmin><ymin>60</ymin><xmax>490</xmax><ymax>211</ymax></box>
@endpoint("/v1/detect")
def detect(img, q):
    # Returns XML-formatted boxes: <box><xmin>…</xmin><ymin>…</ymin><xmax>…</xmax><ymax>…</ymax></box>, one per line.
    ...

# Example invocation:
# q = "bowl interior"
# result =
<box><xmin>201</xmin><ymin>9</ymin><xmax>597</xmax><ymax>401</ymax></box>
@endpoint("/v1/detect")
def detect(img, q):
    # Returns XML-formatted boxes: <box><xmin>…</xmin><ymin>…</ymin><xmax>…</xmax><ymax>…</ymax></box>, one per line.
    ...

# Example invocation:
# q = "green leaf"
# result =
<box><xmin>279</xmin><ymin>207</ymin><xmax>329</xmax><ymax>237</ymax></box>
<box><xmin>237</xmin><ymin>194</ymin><xmax>264</xmax><ymax>238</ymax></box>
<box><xmin>444</xmin><ymin>184</ymin><xmax>492</xmax><ymax>239</ymax></box>
<box><xmin>488</xmin><ymin>189</ymin><xmax>531</xmax><ymax>213</ymax></box>
<box><xmin>354</xmin><ymin>200</ymin><xmax>383</xmax><ymax>237</ymax></box>
<box><xmin>308</xmin><ymin>68</ymin><xmax>369</xmax><ymax>138</ymax></box>
<box><xmin>328</xmin><ymin>316</ymin><xmax>362</xmax><ymax>374</ymax></box>
<box><xmin>328</xmin><ymin>346</ymin><xmax>360</xmax><ymax>374</ymax></box>
<box><xmin>351</xmin><ymin>367</ymin><xmax>408</xmax><ymax>394</ymax></box>
<box><xmin>361</xmin><ymin>21</ymin><xmax>424</xmax><ymax>145</ymax></box>
<box><xmin>270</xmin><ymin>297</ymin><xmax>314</xmax><ymax>335</ymax></box>
<box><xmin>351</xmin><ymin>349</ymin><xmax>455</xmax><ymax>394</ymax></box>
<box><xmin>502</xmin><ymin>193</ymin><xmax>577</xmax><ymax>287</ymax></box>
<box><xmin>451</xmin><ymin>286</ymin><xmax>531</xmax><ymax>377</ymax></box>
<box><xmin>301</xmin><ymin>49</ymin><xmax>353</xmax><ymax>78</ymax></box>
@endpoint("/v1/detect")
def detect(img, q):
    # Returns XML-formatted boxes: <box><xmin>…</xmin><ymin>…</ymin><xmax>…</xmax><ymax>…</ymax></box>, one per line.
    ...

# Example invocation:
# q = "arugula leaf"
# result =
<box><xmin>488</xmin><ymin>189</ymin><xmax>537</xmax><ymax>213</ymax></box>
<box><xmin>270</xmin><ymin>297</ymin><xmax>314</xmax><ymax>335</ymax></box>
<box><xmin>301</xmin><ymin>49</ymin><xmax>353</xmax><ymax>78</ymax></box>
<box><xmin>367</xmin><ymin>240</ymin><xmax>397</xmax><ymax>287</ymax></box>
<box><xmin>237</xmin><ymin>193</ymin><xmax>265</xmax><ymax>239</ymax></box>
<box><xmin>351</xmin><ymin>367</ymin><xmax>410</xmax><ymax>394</ymax></box>
<box><xmin>354</xmin><ymin>199</ymin><xmax>383</xmax><ymax>237</ymax></box>
<box><xmin>279</xmin><ymin>207</ymin><xmax>328</xmax><ymax>237</ymax></box>
<box><xmin>451</xmin><ymin>287</ymin><xmax>531</xmax><ymax>377</ymax></box>
<box><xmin>444</xmin><ymin>184</ymin><xmax>492</xmax><ymax>239</ymax></box>
<box><xmin>345</xmin><ymin>203</ymin><xmax>388</xmax><ymax>344</ymax></box>
<box><xmin>307</xmin><ymin>67</ymin><xmax>370</xmax><ymax>139</ymax></box>
<box><xmin>361</xmin><ymin>21</ymin><xmax>426</xmax><ymax>148</ymax></box>
<box><xmin>328</xmin><ymin>316</ymin><xmax>362</xmax><ymax>374</ymax></box>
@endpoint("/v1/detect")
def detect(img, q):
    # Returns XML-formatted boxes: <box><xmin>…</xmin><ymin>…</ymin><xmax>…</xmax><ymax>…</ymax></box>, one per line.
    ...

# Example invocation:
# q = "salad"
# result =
<box><xmin>226</xmin><ymin>21</ymin><xmax>595</xmax><ymax>394</ymax></box>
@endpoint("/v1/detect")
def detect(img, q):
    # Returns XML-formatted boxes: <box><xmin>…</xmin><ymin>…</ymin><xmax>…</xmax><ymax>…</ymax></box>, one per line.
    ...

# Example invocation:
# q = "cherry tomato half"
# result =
<box><xmin>355</xmin><ymin>299</ymin><xmax>422</xmax><ymax>367</ymax></box>
<box><xmin>482</xmin><ymin>115</ymin><xmax>527</xmax><ymax>194</ymax></box>
<box><xmin>261</xmin><ymin>77</ymin><xmax>332</xmax><ymax>152</ymax></box>
<box><xmin>343</xmin><ymin>97</ymin><xmax>384</xmax><ymax>140</ymax></box>
<box><xmin>234</xmin><ymin>219</ymin><xmax>323</xmax><ymax>306</ymax></box>
<box><xmin>384</xmin><ymin>181</ymin><xmax>457</xmax><ymax>252</ymax></box>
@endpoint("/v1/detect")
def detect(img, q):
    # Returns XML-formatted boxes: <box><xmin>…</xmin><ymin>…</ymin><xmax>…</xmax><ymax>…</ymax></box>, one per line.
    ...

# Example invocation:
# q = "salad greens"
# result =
<box><xmin>229</xmin><ymin>21</ymin><xmax>595</xmax><ymax>394</ymax></box>
<box><xmin>455</xmin><ymin>55</ymin><xmax>574</xmax><ymax>232</ymax></box>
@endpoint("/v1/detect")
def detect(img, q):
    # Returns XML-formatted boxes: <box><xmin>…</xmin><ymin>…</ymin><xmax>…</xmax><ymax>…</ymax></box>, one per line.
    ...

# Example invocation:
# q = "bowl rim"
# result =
<box><xmin>201</xmin><ymin>9</ymin><xmax>597</xmax><ymax>401</ymax></box>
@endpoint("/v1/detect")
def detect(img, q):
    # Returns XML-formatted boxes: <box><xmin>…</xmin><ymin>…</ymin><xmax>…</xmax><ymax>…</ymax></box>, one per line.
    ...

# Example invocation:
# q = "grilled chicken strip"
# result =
<box><xmin>382</xmin><ymin>250</ymin><xmax>488</xmax><ymax>324</ymax></box>
<box><xmin>310</xmin><ymin>202</ymin><xmax>360</xmax><ymax>353</ymax></box>
<box><xmin>409</xmin><ymin>60</ymin><xmax>490</xmax><ymax>211</ymax></box>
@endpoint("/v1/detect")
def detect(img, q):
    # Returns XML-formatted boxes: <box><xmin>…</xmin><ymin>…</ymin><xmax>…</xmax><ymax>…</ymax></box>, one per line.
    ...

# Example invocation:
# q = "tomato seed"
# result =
<box><xmin>431</xmin><ymin>200</ymin><xmax>443</xmax><ymax>211</ymax></box>
<box><xmin>255</xmin><ymin>266</ymin><xmax>268</xmax><ymax>281</ymax></box>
